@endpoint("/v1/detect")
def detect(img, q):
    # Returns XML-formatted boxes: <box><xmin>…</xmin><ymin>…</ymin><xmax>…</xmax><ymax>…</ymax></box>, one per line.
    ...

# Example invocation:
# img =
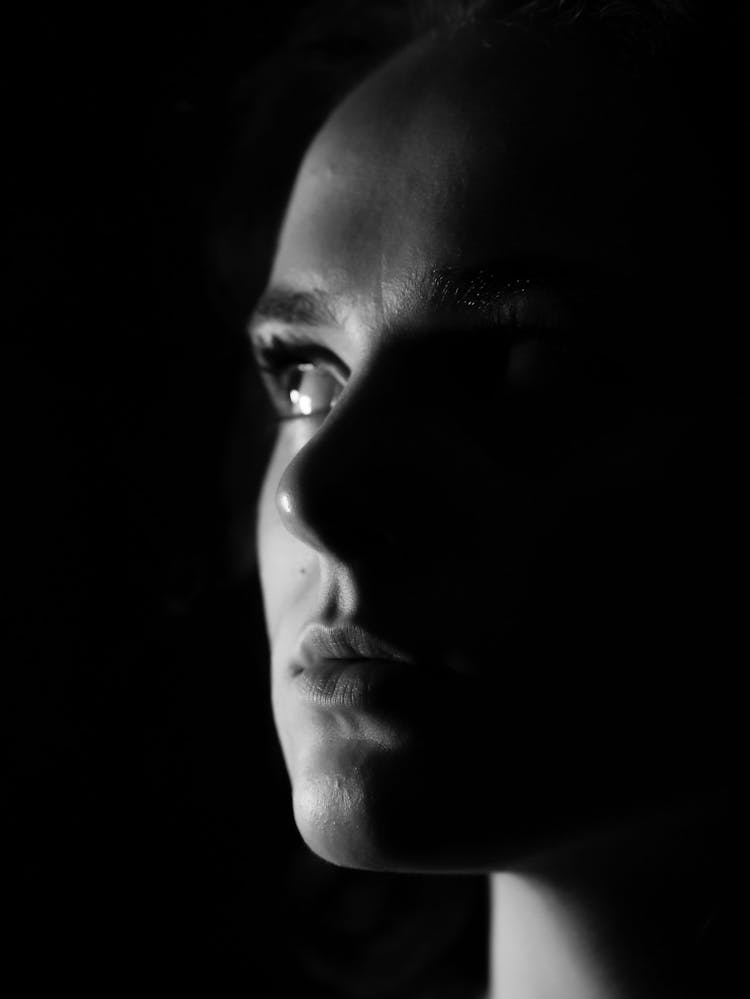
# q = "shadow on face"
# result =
<box><xmin>250</xmin><ymin>19</ymin><xmax>743</xmax><ymax>873</ymax></box>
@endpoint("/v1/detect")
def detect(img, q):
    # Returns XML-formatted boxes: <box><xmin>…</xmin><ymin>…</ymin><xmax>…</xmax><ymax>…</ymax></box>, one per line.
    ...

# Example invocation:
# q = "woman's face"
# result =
<box><xmin>252</xmin><ymin>24</ymin><xmax>723</xmax><ymax>872</ymax></box>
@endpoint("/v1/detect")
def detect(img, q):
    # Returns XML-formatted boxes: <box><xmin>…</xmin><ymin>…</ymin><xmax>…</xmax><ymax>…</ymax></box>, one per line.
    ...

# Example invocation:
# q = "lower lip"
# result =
<box><xmin>293</xmin><ymin>658</ymin><xmax>422</xmax><ymax>710</ymax></box>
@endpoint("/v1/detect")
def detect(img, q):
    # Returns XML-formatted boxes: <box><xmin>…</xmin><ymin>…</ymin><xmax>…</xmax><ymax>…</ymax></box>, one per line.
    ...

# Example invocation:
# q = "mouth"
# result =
<box><xmin>292</xmin><ymin>622</ymin><xmax>421</xmax><ymax>710</ymax></box>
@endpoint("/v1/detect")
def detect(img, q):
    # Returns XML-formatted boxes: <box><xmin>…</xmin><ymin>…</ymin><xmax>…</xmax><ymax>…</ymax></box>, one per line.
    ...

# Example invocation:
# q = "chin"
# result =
<box><xmin>286</xmin><ymin>733</ymin><xmax>492</xmax><ymax>874</ymax></box>
<box><xmin>287</xmin><ymin>726</ymin><xmax>436</xmax><ymax>870</ymax></box>
<box><xmin>291</xmin><ymin>768</ymin><xmax>393</xmax><ymax>870</ymax></box>
<box><xmin>280</xmin><ymin>698</ymin><xmax>438</xmax><ymax>870</ymax></box>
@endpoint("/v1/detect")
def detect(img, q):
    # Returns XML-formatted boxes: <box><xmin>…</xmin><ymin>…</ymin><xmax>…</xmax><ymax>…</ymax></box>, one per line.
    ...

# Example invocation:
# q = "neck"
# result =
<box><xmin>489</xmin><ymin>873</ymin><xmax>624</xmax><ymax>999</ymax></box>
<box><xmin>487</xmin><ymin>799</ymin><xmax>725</xmax><ymax>999</ymax></box>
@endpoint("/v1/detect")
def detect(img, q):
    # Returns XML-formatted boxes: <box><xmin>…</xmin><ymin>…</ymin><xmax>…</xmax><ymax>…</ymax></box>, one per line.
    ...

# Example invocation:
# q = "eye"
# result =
<box><xmin>252</xmin><ymin>337</ymin><xmax>348</xmax><ymax>420</ymax></box>
<box><xmin>282</xmin><ymin>362</ymin><xmax>346</xmax><ymax>418</ymax></box>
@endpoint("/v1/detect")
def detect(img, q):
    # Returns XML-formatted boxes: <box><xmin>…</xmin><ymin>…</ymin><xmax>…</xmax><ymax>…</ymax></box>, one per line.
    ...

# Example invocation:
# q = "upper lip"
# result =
<box><xmin>295</xmin><ymin>621</ymin><xmax>415</xmax><ymax>671</ymax></box>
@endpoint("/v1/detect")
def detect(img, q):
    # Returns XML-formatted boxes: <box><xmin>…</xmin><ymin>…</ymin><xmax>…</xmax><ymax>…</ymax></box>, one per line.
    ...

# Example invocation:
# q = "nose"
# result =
<box><xmin>275</xmin><ymin>385</ymin><xmax>402</xmax><ymax>562</ymax></box>
<box><xmin>273</xmin><ymin>346</ymin><xmax>464</xmax><ymax>566</ymax></box>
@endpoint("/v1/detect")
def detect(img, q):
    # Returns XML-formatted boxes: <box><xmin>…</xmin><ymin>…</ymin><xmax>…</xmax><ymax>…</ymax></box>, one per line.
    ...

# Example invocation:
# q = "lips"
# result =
<box><xmin>292</xmin><ymin>621</ymin><xmax>419</xmax><ymax>710</ymax></box>
<box><xmin>295</xmin><ymin>621</ymin><xmax>415</xmax><ymax>670</ymax></box>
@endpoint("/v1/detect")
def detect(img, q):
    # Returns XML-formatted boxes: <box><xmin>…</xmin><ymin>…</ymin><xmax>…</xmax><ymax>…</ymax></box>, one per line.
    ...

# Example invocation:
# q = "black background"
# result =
<box><xmin>4</xmin><ymin>5</ymin><xmax>314</xmax><ymax>991</ymax></box>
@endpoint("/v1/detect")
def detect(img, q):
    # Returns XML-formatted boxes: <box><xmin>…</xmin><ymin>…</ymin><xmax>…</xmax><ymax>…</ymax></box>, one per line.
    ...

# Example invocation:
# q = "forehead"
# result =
<box><xmin>269</xmin><ymin>23</ymin><xmax>695</xmax><ymax>336</ymax></box>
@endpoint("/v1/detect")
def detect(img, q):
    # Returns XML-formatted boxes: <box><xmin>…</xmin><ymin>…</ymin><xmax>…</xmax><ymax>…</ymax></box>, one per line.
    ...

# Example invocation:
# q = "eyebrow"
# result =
<box><xmin>248</xmin><ymin>259</ymin><xmax>606</xmax><ymax>337</ymax></box>
<box><xmin>249</xmin><ymin>287</ymin><xmax>339</xmax><ymax>333</ymax></box>
<box><xmin>419</xmin><ymin>266</ymin><xmax>548</xmax><ymax>314</ymax></box>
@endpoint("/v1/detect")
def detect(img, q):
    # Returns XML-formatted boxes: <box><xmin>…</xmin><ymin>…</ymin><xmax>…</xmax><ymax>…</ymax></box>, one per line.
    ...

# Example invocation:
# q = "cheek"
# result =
<box><xmin>256</xmin><ymin>434</ymin><xmax>316</xmax><ymax>642</ymax></box>
<box><xmin>257</xmin><ymin>436</ymin><xmax>323</xmax><ymax>781</ymax></box>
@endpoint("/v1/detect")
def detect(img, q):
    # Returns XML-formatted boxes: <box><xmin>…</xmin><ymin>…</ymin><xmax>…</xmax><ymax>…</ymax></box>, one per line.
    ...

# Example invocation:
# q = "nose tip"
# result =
<box><xmin>276</xmin><ymin>473</ymin><xmax>323</xmax><ymax>550</ymax></box>
<box><xmin>274</xmin><ymin>447</ymin><xmax>334</xmax><ymax>555</ymax></box>
<box><xmin>276</xmin><ymin>484</ymin><xmax>294</xmax><ymax>521</ymax></box>
<box><xmin>274</xmin><ymin>424</ymin><xmax>401</xmax><ymax>560</ymax></box>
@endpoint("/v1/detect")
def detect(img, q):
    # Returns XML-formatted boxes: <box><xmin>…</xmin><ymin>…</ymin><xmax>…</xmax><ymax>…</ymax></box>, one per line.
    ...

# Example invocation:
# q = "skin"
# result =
<box><xmin>250</xmin><ymin>21</ymin><xmax>735</xmax><ymax>996</ymax></box>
